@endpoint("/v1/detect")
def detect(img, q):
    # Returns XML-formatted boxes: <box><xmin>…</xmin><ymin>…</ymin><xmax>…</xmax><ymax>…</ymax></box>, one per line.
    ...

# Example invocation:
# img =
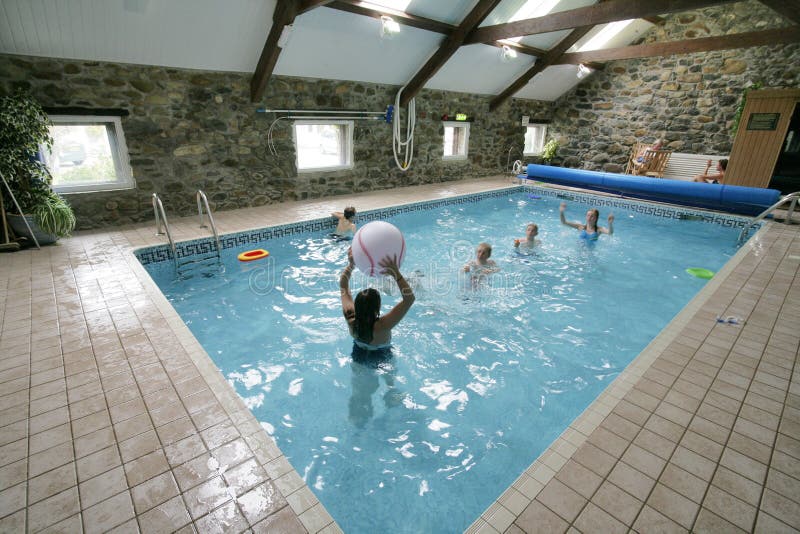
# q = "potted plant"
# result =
<box><xmin>0</xmin><ymin>91</ymin><xmax>76</xmax><ymax>245</ymax></box>
<box><xmin>541</xmin><ymin>138</ymin><xmax>559</xmax><ymax>165</ymax></box>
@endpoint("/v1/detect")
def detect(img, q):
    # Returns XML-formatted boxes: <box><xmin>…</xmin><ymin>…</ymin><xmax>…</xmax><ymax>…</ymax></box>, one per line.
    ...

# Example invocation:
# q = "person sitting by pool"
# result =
<box><xmin>331</xmin><ymin>207</ymin><xmax>357</xmax><ymax>238</ymax></box>
<box><xmin>513</xmin><ymin>223</ymin><xmax>540</xmax><ymax>251</ymax></box>
<box><xmin>340</xmin><ymin>248</ymin><xmax>415</xmax><ymax>356</ymax></box>
<box><xmin>559</xmin><ymin>202</ymin><xmax>614</xmax><ymax>240</ymax></box>
<box><xmin>463</xmin><ymin>242</ymin><xmax>500</xmax><ymax>275</ymax></box>
<box><xmin>693</xmin><ymin>159</ymin><xmax>727</xmax><ymax>184</ymax></box>
<box><xmin>631</xmin><ymin>139</ymin><xmax>664</xmax><ymax>173</ymax></box>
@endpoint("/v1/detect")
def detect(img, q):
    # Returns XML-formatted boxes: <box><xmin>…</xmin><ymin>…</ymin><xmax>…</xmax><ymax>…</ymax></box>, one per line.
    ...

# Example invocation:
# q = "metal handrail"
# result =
<box><xmin>737</xmin><ymin>191</ymin><xmax>799</xmax><ymax>245</ymax></box>
<box><xmin>196</xmin><ymin>190</ymin><xmax>221</xmax><ymax>254</ymax></box>
<box><xmin>151</xmin><ymin>193</ymin><xmax>176</xmax><ymax>262</ymax></box>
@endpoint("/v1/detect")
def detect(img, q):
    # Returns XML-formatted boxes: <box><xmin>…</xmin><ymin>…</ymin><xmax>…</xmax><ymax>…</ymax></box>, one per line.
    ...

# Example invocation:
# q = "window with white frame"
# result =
<box><xmin>442</xmin><ymin>122</ymin><xmax>470</xmax><ymax>160</ymax></box>
<box><xmin>294</xmin><ymin>120</ymin><xmax>354</xmax><ymax>172</ymax></box>
<box><xmin>42</xmin><ymin>115</ymin><xmax>134</xmax><ymax>193</ymax></box>
<box><xmin>524</xmin><ymin>124</ymin><xmax>547</xmax><ymax>156</ymax></box>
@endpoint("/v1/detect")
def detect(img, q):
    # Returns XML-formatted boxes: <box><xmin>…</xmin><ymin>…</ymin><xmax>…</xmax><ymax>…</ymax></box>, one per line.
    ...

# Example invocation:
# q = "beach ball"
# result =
<box><xmin>352</xmin><ymin>221</ymin><xmax>405</xmax><ymax>277</ymax></box>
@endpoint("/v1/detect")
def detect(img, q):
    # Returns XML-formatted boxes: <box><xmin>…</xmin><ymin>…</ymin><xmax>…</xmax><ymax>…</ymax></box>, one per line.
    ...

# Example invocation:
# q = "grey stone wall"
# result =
<box><xmin>549</xmin><ymin>1</ymin><xmax>800</xmax><ymax>172</ymax></box>
<box><xmin>0</xmin><ymin>56</ymin><xmax>551</xmax><ymax>229</ymax></box>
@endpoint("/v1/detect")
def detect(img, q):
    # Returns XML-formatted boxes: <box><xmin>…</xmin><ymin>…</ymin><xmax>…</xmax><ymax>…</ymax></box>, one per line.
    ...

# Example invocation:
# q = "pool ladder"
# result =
<box><xmin>152</xmin><ymin>192</ymin><xmax>223</xmax><ymax>276</ymax></box>
<box><xmin>737</xmin><ymin>191</ymin><xmax>799</xmax><ymax>245</ymax></box>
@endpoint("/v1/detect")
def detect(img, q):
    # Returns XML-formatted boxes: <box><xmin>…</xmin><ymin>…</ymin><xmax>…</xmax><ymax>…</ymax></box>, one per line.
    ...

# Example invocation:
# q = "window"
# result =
<box><xmin>42</xmin><ymin>115</ymin><xmax>134</xmax><ymax>193</ymax></box>
<box><xmin>443</xmin><ymin>122</ymin><xmax>470</xmax><ymax>160</ymax></box>
<box><xmin>524</xmin><ymin>124</ymin><xmax>547</xmax><ymax>156</ymax></box>
<box><xmin>294</xmin><ymin>120</ymin><xmax>353</xmax><ymax>172</ymax></box>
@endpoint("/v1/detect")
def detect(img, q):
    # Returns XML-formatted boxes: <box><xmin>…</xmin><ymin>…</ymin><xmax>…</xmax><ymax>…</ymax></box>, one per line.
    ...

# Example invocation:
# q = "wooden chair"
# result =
<box><xmin>627</xmin><ymin>146</ymin><xmax>672</xmax><ymax>178</ymax></box>
<box><xmin>624</xmin><ymin>142</ymin><xmax>647</xmax><ymax>175</ymax></box>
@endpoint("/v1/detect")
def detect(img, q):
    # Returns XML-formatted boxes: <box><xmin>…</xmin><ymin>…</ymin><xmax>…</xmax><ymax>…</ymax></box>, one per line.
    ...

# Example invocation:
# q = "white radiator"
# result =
<box><xmin>662</xmin><ymin>153</ymin><xmax>727</xmax><ymax>181</ymax></box>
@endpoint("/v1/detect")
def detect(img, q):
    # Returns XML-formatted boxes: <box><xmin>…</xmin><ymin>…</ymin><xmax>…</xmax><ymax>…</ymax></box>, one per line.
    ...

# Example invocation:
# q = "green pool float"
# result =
<box><xmin>686</xmin><ymin>267</ymin><xmax>715</xmax><ymax>279</ymax></box>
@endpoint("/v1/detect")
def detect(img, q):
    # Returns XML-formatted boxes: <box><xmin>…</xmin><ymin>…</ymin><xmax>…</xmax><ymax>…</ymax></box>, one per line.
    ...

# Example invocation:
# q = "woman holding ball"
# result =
<box><xmin>340</xmin><ymin>248</ymin><xmax>415</xmax><ymax>355</ymax></box>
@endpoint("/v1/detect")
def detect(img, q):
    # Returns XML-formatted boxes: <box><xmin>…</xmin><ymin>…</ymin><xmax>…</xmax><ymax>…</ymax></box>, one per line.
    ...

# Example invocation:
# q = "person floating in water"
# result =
<box><xmin>559</xmin><ymin>202</ymin><xmax>614</xmax><ymax>241</ymax></box>
<box><xmin>331</xmin><ymin>206</ymin><xmax>357</xmax><ymax>238</ymax></box>
<box><xmin>340</xmin><ymin>248</ymin><xmax>415</xmax><ymax>357</ymax></box>
<box><xmin>513</xmin><ymin>223</ymin><xmax>540</xmax><ymax>251</ymax></box>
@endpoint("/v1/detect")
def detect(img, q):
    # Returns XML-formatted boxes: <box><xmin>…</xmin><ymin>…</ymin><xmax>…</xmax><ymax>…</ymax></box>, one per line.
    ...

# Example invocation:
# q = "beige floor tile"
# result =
<box><xmin>27</xmin><ymin>486</ymin><xmax>80</xmax><ymax>532</ymax></box>
<box><xmin>131</xmin><ymin>470</ymin><xmax>181</xmax><ymax>514</ymax></box>
<box><xmin>703</xmin><ymin>485</ymin><xmax>758</xmax><ymax>531</ymax></box>
<box><xmin>719</xmin><ymin>447</ymin><xmax>768</xmax><ymax>485</ymax></box>
<box><xmin>251</xmin><ymin>504</ymin><xmax>307</xmax><ymax>534</ymax></box>
<box><xmin>82</xmin><ymin>490</ymin><xmax>136</xmax><ymax>534</ymax></box>
<box><xmin>194</xmin><ymin>500</ymin><xmax>249</xmax><ymax>533</ymax></box>
<box><xmin>590</xmin><ymin>480</ymin><xmax>643</xmax><ymax>526</ymax></box>
<box><xmin>760</xmin><ymin>489</ymin><xmax>800</xmax><ymax>530</ymax></box>
<box><xmin>514</xmin><ymin>499</ymin><xmax>569</xmax><ymax>534</ymax></box>
<box><xmin>753</xmin><ymin>510</ymin><xmax>798</xmax><ymax>534</ymax></box>
<box><xmin>693</xmin><ymin>507</ymin><xmax>747</xmax><ymax>533</ymax></box>
<box><xmin>28</xmin><ymin>463</ymin><xmax>77</xmax><ymax>505</ymax></box>
<box><xmin>632</xmin><ymin>504</ymin><xmax>688</xmax><ymax>533</ymax></box>
<box><xmin>648</xmin><ymin>482</ymin><xmax>701</xmax><ymax>530</ymax></box>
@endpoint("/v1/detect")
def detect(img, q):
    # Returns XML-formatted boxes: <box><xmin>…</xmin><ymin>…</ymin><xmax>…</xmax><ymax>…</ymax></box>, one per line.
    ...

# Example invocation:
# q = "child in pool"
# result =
<box><xmin>513</xmin><ymin>223</ymin><xmax>540</xmax><ymax>250</ymax></box>
<box><xmin>332</xmin><ymin>207</ymin><xmax>357</xmax><ymax>237</ymax></box>
<box><xmin>559</xmin><ymin>202</ymin><xmax>613</xmax><ymax>240</ymax></box>
<box><xmin>463</xmin><ymin>242</ymin><xmax>500</xmax><ymax>275</ymax></box>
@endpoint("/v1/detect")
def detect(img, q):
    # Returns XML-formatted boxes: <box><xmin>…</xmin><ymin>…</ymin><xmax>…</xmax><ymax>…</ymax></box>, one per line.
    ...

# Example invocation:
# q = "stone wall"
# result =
<box><xmin>0</xmin><ymin>56</ymin><xmax>551</xmax><ymax>229</ymax></box>
<box><xmin>548</xmin><ymin>1</ymin><xmax>800</xmax><ymax>173</ymax></box>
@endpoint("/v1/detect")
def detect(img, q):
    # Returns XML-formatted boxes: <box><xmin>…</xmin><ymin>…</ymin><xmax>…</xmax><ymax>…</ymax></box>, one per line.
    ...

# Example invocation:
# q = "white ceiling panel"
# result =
<box><xmin>401</xmin><ymin>0</ymin><xmax>480</xmax><ymax>25</ymax></box>
<box><xmin>0</xmin><ymin>0</ymin><xmax>659</xmax><ymax>102</ymax></box>
<box><xmin>512</xmin><ymin>64</ymin><xmax>584</xmax><ymax>101</ymax></box>
<box><xmin>276</xmin><ymin>7</ymin><xmax>442</xmax><ymax>85</ymax></box>
<box><xmin>426</xmin><ymin>43</ymin><xmax>535</xmax><ymax>96</ymax></box>
<box><xmin>0</xmin><ymin>0</ymin><xmax>276</xmax><ymax>72</ymax></box>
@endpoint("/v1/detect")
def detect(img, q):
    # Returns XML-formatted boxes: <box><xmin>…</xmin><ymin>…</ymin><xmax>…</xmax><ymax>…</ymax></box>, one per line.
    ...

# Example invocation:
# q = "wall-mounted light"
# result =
<box><xmin>500</xmin><ymin>45</ymin><xmax>518</xmax><ymax>62</ymax></box>
<box><xmin>381</xmin><ymin>16</ymin><xmax>401</xmax><ymax>38</ymax></box>
<box><xmin>576</xmin><ymin>63</ymin><xmax>592</xmax><ymax>79</ymax></box>
<box><xmin>278</xmin><ymin>25</ymin><xmax>293</xmax><ymax>48</ymax></box>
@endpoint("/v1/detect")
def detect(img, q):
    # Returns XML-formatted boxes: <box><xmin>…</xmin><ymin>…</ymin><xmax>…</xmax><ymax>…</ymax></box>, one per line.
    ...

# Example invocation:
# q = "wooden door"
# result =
<box><xmin>726</xmin><ymin>89</ymin><xmax>800</xmax><ymax>188</ymax></box>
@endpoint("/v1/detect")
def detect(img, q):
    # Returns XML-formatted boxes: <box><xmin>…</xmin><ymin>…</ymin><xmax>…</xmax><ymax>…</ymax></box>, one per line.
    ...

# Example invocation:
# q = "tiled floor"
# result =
<box><xmin>1</xmin><ymin>175</ymin><xmax>798</xmax><ymax>533</ymax></box>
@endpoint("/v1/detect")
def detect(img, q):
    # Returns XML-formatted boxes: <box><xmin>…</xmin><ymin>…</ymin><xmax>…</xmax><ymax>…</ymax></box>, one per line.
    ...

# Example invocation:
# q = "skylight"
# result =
<box><xmin>577</xmin><ymin>19</ymin><xmax>635</xmax><ymax>51</ymax></box>
<box><xmin>507</xmin><ymin>0</ymin><xmax>561</xmax><ymax>42</ymax></box>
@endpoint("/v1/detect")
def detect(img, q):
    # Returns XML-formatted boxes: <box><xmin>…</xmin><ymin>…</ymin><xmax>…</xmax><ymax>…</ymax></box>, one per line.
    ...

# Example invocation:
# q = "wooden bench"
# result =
<box><xmin>661</xmin><ymin>153</ymin><xmax>728</xmax><ymax>181</ymax></box>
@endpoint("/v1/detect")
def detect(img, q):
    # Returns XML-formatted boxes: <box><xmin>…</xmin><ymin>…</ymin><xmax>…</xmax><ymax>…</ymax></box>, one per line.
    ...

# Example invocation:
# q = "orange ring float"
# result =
<box><xmin>238</xmin><ymin>249</ymin><xmax>269</xmax><ymax>262</ymax></box>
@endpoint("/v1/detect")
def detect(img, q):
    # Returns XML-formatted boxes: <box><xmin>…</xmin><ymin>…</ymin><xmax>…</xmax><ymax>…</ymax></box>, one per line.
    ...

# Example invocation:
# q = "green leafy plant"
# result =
<box><xmin>31</xmin><ymin>192</ymin><xmax>76</xmax><ymax>237</ymax></box>
<box><xmin>541</xmin><ymin>138</ymin><xmax>559</xmax><ymax>163</ymax></box>
<box><xmin>731</xmin><ymin>81</ymin><xmax>763</xmax><ymax>135</ymax></box>
<box><xmin>0</xmin><ymin>91</ymin><xmax>76</xmax><ymax>238</ymax></box>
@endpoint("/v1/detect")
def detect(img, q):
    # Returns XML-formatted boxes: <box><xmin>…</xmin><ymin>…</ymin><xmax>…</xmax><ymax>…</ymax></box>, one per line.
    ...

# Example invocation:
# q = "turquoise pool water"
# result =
<box><xmin>142</xmin><ymin>190</ymin><xmax>744</xmax><ymax>533</ymax></box>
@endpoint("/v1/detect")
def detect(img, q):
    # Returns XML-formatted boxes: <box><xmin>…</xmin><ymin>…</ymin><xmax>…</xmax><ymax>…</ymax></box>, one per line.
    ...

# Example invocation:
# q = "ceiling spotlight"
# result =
<box><xmin>500</xmin><ymin>45</ymin><xmax>518</xmax><ymax>62</ymax></box>
<box><xmin>381</xmin><ymin>16</ymin><xmax>401</xmax><ymax>38</ymax></box>
<box><xmin>576</xmin><ymin>63</ymin><xmax>592</xmax><ymax>79</ymax></box>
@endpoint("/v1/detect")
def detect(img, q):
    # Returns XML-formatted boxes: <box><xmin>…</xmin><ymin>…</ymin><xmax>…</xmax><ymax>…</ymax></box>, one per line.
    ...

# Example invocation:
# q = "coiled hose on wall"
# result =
<box><xmin>393</xmin><ymin>86</ymin><xmax>415</xmax><ymax>172</ymax></box>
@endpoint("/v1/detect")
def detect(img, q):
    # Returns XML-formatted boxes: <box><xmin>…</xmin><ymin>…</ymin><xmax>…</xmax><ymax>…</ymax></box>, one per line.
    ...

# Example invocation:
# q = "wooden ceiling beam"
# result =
<box><xmin>399</xmin><ymin>0</ymin><xmax>503</xmax><ymax>106</ymax></box>
<box><xmin>466</xmin><ymin>0</ymin><xmax>735</xmax><ymax>44</ymax></box>
<box><xmin>758</xmin><ymin>0</ymin><xmax>800</xmax><ymax>25</ymax></box>
<box><xmin>491</xmin><ymin>40</ymin><xmax>548</xmax><ymax>58</ymax></box>
<box><xmin>325</xmin><ymin>1</ymin><xmax>454</xmax><ymax>34</ymax></box>
<box><xmin>251</xmin><ymin>0</ymin><xmax>299</xmax><ymax>102</ymax></box>
<box><xmin>327</xmin><ymin>1</ymin><xmax>548</xmax><ymax>56</ymax></box>
<box><xmin>297</xmin><ymin>0</ymin><xmax>336</xmax><ymax>14</ymax></box>
<box><xmin>489</xmin><ymin>26</ymin><xmax>594</xmax><ymax>111</ymax></box>
<box><xmin>555</xmin><ymin>26</ymin><xmax>800</xmax><ymax>64</ymax></box>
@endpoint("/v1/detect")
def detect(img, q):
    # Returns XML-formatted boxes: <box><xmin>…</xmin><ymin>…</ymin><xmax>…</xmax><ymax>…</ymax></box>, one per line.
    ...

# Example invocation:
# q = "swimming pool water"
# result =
<box><xmin>143</xmin><ymin>191</ymin><xmax>743</xmax><ymax>533</ymax></box>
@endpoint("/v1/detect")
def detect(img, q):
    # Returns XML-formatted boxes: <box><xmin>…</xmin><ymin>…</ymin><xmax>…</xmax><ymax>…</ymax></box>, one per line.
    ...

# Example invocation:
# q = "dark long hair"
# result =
<box><xmin>353</xmin><ymin>288</ymin><xmax>381</xmax><ymax>342</ymax></box>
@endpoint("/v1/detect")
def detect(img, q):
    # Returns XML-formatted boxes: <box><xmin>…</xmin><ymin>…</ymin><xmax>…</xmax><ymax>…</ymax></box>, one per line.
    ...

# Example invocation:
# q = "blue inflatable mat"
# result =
<box><xmin>524</xmin><ymin>164</ymin><xmax>779</xmax><ymax>216</ymax></box>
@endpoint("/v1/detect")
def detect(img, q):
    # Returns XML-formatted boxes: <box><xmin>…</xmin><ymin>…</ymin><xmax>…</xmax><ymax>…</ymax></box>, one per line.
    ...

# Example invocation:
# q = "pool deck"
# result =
<box><xmin>0</xmin><ymin>176</ymin><xmax>798</xmax><ymax>533</ymax></box>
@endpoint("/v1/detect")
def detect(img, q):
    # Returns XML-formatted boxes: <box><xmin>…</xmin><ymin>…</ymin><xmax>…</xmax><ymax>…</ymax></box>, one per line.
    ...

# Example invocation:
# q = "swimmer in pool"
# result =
<box><xmin>559</xmin><ymin>202</ymin><xmax>614</xmax><ymax>240</ymax></box>
<box><xmin>463</xmin><ymin>242</ymin><xmax>500</xmax><ymax>277</ymax></box>
<box><xmin>513</xmin><ymin>223</ymin><xmax>540</xmax><ymax>251</ymax></box>
<box><xmin>340</xmin><ymin>248</ymin><xmax>415</xmax><ymax>353</ymax></box>
<box><xmin>332</xmin><ymin>207</ymin><xmax>357</xmax><ymax>237</ymax></box>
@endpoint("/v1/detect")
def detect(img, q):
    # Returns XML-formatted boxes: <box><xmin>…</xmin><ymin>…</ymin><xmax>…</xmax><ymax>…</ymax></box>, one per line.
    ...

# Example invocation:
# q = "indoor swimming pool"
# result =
<box><xmin>138</xmin><ymin>187</ymin><xmax>751</xmax><ymax>533</ymax></box>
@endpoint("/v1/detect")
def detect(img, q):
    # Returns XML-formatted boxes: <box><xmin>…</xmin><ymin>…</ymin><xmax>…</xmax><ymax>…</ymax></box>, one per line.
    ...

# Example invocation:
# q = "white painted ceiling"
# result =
<box><xmin>0</xmin><ymin>0</ymin><xmax>655</xmax><ymax>101</ymax></box>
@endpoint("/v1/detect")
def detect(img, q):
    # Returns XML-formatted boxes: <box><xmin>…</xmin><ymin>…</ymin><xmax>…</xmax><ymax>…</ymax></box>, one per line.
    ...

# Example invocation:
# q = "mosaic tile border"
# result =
<box><xmin>135</xmin><ymin>186</ymin><xmax>755</xmax><ymax>266</ymax></box>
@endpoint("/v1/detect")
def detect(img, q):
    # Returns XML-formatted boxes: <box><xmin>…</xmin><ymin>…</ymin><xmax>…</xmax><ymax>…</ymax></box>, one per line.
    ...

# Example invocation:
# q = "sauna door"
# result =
<box><xmin>726</xmin><ymin>89</ymin><xmax>800</xmax><ymax>188</ymax></box>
